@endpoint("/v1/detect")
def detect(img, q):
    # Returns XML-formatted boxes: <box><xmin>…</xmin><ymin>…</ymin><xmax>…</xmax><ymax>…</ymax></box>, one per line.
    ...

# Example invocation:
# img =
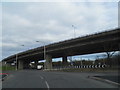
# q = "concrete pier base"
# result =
<box><xmin>23</xmin><ymin>60</ymin><xmax>31</xmax><ymax>69</ymax></box>
<box><xmin>44</xmin><ymin>54</ymin><xmax>52</xmax><ymax>70</ymax></box>
<box><xmin>34</xmin><ymin>60</ymin><xmax>38</xmax><ymax>69</ymax></box>
<box><xmin>62</xmin><ymin>56</ymin><xmax>68</xmax><ymax>65</ymax></box>
<box><xmin>18</xmin><ymin>60</ymin><xmax>23</xmax><ymax>70</ymax></box>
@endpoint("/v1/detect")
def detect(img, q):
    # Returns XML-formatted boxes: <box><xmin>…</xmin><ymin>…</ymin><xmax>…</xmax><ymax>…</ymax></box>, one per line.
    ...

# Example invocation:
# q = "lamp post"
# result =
<box><xmin>36</xmin><ymin>41</ymin><xmax>46</xmax><ymax>68</ymax></box>
<box><xmin>16</xmin><ymin>45</ymin><xmax>25</xmax><ymax>71</ymax></box>
<box><xmin>16</xmin><ymin>54</ymin><xmax>17</xmax><ymax>71</ymax></box>
<box><xmin>4</xmin><ymin>61</ymin><xmax>7</xmax><ymax>71</ymax></box>
<box><xmin>72</xmin><ymin>25</ymin><xmax>76</xmax><ymax>38</ymax></box>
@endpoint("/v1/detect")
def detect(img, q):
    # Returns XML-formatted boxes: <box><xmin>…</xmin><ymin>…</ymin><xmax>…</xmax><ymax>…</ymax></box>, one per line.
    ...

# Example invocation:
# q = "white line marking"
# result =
<box><xmin>45</xmin><ymin>81</ymin><xmax>50</xmax><ymax>89</ymax></box>
<box><xmin>40</xmin><ymin>76</ymin><xmax>44</xmax><ymax>80</ymax></box>
<box><xmin>40</xmin><ymin>75</ymin><xmax>50</xmax><ymax>89</ymax></box>
<box><xmin>2</xmin><ymin>74</ymin><xmax>8</xmax><ymax>81</ymax></box>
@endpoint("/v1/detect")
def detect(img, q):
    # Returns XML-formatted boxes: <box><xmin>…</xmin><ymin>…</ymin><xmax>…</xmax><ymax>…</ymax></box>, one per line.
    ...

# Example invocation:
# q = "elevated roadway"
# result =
<box><xmin>2</xmin><ymin>28</ymin><xmax>120</xmax><ymax>69</ymax></box>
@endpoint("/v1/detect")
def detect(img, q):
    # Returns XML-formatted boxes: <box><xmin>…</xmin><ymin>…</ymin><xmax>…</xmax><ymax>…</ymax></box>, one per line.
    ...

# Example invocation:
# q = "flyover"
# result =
<box><xmin>2</xmin><ymin>28</ymin><xmax>120</xmax><ymax>70</ymax></box>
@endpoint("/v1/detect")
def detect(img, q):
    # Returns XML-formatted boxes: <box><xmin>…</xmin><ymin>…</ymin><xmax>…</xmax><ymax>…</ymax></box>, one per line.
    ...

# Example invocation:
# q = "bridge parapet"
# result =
<box><xmin>2</xmin><ymin>28</ymin><xmax>120</xmax><ymax>70</ymax></box>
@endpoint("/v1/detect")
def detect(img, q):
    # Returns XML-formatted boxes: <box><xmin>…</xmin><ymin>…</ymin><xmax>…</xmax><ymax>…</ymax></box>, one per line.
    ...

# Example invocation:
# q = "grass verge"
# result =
<box><xmin>1</xmin><ymin>66</ymin><xmax>16</xmax><ymax>71</ymax></box>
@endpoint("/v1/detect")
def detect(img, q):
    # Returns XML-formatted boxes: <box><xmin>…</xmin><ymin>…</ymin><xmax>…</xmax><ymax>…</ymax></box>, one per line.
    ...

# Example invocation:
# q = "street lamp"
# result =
<box><xmin>72</xmin><ymin>25</ymin><xmax>76</xmax><ymax>38</ymax></box>
<box><xmin>15</xmin><ymin>54</ymin><xmax>18</xmax><ymax>70</ymax></box>
<box><xmin>36</xmin><ymin>41</ymin><xmax>46</xmax><ymax>65</ymax></box>
<box><xmin>16</xmin><ymin>45</ymin><xmax>25</xmax><ymax>71</ymax></box>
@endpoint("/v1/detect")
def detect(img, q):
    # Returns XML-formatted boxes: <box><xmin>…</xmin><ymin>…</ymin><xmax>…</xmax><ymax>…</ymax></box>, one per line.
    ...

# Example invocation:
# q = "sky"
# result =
<box><xmin>0</xmin><ymin>0</ymin><xmax>119</xmax><ymax>61</ymax></box>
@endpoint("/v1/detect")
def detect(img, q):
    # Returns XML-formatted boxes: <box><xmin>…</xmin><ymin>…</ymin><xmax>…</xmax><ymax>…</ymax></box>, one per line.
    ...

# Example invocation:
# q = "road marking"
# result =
<box><xmin>40</xmin><ymin>75</ymin><xmax>50</xmax><ymax>89</ymax></box>
<box><xmin>1</xmin><ymin>74</ymin><xmax>8</xmax><ymax>81</ymax></box>
<box><xmin>40</xmin><ymin>76</ymin><xmax>44</xmax><ymax>80</ymax></box>
<box><xmin>45</xmin><ymin>81</ymin><xmax>50</xmax><ymax>89</ymax></box>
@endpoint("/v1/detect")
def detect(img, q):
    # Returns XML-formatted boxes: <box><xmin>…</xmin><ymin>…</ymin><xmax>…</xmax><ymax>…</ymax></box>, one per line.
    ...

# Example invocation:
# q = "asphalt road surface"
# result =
<box><xmin>2</xmin><ymin>70</ymin><xmax>119</xmax><ymax>88</ymax></box>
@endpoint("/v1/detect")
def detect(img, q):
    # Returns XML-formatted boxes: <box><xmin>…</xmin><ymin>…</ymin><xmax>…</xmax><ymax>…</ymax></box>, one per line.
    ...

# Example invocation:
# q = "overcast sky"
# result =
<box><xmin>1</xmin><ymin>1</ymin><xmax>118</xmax><ymax>61</ymax></box>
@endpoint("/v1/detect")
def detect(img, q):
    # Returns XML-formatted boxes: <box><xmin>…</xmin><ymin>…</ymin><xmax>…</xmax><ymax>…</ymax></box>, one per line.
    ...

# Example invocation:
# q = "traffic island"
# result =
<box><xmin>0</xmin><ymin>73</ymin><xmax>9</xmax><ymax>81</ymax></box>
<box><xmin>88</xmin><ymin>75</ymin><xmax>120</xmax><ymax>87</ymax></box>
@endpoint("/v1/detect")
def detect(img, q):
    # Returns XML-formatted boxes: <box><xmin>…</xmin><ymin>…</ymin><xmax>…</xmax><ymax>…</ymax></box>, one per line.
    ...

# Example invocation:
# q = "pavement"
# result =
<box><xmin>1</xmin><ymin>70</ymin><xmax>120</xmax><ymax>89</ymax></box>
<box><xmin>94</xmin><ymin>76</ymin><xmax>120</xmax><ymax>84</ymax></box>
<box><xmin>0</xmin><ymin>73</ymin><xmax>9</xmax><ymax>81</ymax></box>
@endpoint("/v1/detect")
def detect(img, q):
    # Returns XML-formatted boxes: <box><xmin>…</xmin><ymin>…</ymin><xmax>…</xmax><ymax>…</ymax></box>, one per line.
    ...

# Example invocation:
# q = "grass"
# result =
<box><xmin>1</xmin><ymin>66</ymin><xmax>16</xmax><ymax>71</ymax></box>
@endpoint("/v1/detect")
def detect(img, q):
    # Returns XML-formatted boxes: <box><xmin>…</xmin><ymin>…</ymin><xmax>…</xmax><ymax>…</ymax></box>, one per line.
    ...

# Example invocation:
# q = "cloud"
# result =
<box><xmin>0</xmin><ymin>3</ymin><xmax>2</xmax><ymax>60</ymax></box>
<box><xmin>1</xmin><ymin>0</ymin><xmax>119</xmax><ymax>2</ymax></box>
<box><xmin>1</xmin><ymin>2</ymin><xmax>118</xmax><ymax>60</ymax></box>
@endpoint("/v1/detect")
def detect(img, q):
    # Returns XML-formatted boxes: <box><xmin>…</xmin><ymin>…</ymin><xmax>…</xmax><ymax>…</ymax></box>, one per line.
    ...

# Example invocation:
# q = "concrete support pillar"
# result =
<box><xmin>2</xmin><ymin>61</ymin><xmax>6</xmax><ymax>66</ymax></box>
<box><xmin>18</xmin><ymin>60</ymin><xmax>23</xmax><ymax>70</ymax></box>
<box><xmin>62</xmin><ymin>56</ymin><xmax>67</xmax><ymax>65</ymax></box>
<box><xmin>34</xmin><ymin>60</ymin><xmax>38</xmax><ymax>69</ymax></box>
<box><xmin>44</xmin><ymin>54</ymin><xmax>52</xmax><ymax>70</ymax></box>
<box><xmin>2</xmin><ymin>61</ymin><xmax>11</xmax><ymax>66</ymax></box>
<box><xmin>23</xmin><ymin>60</ymin><xmax>31</xmax><ymax>69</ymax></box>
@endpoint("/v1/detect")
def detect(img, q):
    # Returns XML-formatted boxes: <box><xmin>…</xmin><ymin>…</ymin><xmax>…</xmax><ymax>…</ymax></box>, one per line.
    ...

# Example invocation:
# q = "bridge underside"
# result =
<box><xmin>3</xmin><ymin>28</ymin><xmax>120</xmax><ymax>70</ymax></box>
<box><xmin>5</xmin><ymin>38</ymin><xmax>119</xmax><ymax>70</ymax></box>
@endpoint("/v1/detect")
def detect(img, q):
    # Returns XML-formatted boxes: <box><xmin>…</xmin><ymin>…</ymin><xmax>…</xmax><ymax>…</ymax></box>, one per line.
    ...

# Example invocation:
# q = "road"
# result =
<box><xmin>2</xmin><ymin>70</ymin><xmax>119</xmax><ymax>88</ymax></box>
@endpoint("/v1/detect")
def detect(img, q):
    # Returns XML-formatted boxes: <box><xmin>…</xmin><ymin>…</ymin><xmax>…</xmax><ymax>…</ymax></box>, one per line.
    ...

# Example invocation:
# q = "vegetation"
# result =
<box><xmin>52</xmin><ymin>52</ymin><xmax>120</xmax><ymax>70</ymax></box>
<box><xmin>1</xmin><ymin>66</ymin><xmax>16</xmax><ymax>71</ymax></box>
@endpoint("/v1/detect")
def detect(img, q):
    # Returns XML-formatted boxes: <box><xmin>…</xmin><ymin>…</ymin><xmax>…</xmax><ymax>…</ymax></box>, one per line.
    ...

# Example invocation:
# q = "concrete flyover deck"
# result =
<box><xmin>2</xmin><ymin>28</ymin><xmax>120</xmax><ymax>70</ymax></box>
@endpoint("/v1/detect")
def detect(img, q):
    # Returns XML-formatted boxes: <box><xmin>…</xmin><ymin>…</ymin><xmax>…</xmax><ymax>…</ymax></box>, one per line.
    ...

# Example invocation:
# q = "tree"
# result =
<box><xmin>103</xmin><ymin>43</ymin><xmax>116</xmax><ymax>67</ymax></box>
